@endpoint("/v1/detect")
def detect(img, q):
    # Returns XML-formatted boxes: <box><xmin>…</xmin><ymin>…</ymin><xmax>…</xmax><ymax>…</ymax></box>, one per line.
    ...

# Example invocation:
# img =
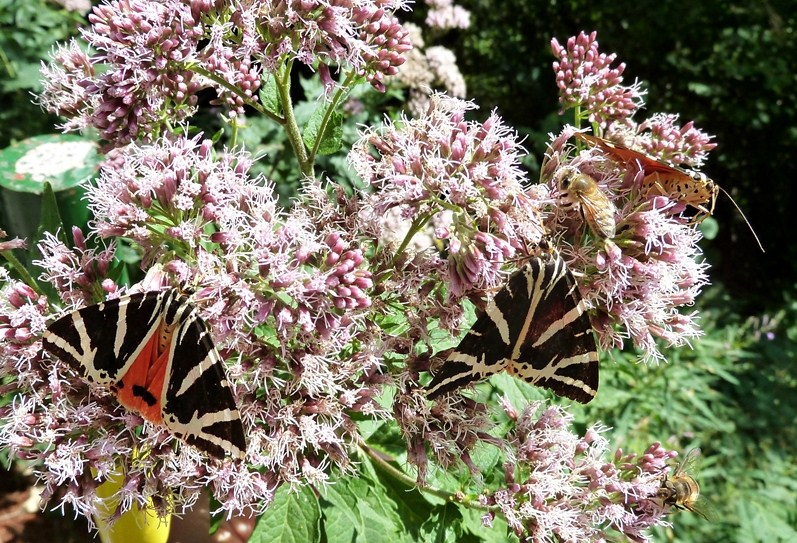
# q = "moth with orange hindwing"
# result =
<box><xmin>576</xmin><ymin>132</ymin><xmax>763</xmax><ymax>251</ymax></box>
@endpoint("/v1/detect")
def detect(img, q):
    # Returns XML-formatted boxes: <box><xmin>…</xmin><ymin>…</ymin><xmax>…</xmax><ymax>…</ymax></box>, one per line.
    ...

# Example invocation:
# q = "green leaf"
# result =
<box><xmin>357</xmin><ymin>497</ymin><xmax>407</xmax><ymax>543</ymax></box>
<box><xmin>460</xmin><ymin>508</ymin><xmax>518</xmax><ymax>543</ymax></box>
<box><xmin>210</xmin><ymin>126</ymin><xmax>225</xmax><ymax>144</ymax></box>
<box><xmin>419</xmin><ymin>503</ymin><xmax>464</xmax><ymax>543</ymax></box>
<box><xmin>208</xmin><ymin>494</ymin><xmax>224</xmax><ymax>535</ymax></box>
<box><xmin>260</xmin><ymin>75</ymin><xmax>281</xmax><ymax>116</ymax></box>
<box><xmin>467</xmin><ymin>441</ymin><xmax>503</xmax><ymax>480</ymax></box>
<box><xmin>250</xmin><ymin>484</ymin><xmax>321</xmax><ymax>543</ymax></box>
<box><xmin>320</xmin><ymin>473</ymin><xmax>408</xmax><ymax>543</ymax></box>
<box><xmin>320</xmin><ymin>480</ymin><xmax>360</xmax><ymax>543</ymax></box>
<box><xmin>366</xmin><ymin>459</ymin><xmax>436</xmax><ymax>538</ymax></box>
<box><xmin>490</xmin><ymin>372</ymin><xmax>545</xmax><ymax>410</ymax></box>
<box><xmin>303</xmin><ymin>107</ymin><xmax>343</xmax><ymax>156</ymax></box>
<box><xmin>23</xmin><ymin>182</ymin><xmax>66</xmax><ymax>298</ymax></box>
<box><xmin>35</xmin><ymin>182</ymin><xmax>65</xmax><ymax>242</ymax></box>
<box><xmin>360</xmin><ymin>418</ymin><xmax>407</xmax><ymax>460</ymax></box>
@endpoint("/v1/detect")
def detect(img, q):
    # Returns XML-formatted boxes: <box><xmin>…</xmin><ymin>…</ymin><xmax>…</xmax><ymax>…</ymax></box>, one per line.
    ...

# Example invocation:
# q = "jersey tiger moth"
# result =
<box><xmin>42</xmin><ymin>289</ymin><xmax>247</xmax><ymax>460</ymax></box>
<box><xmin>427</xmin><ymin>250</ymin><xmax>599</xmax><ymax>403</ymax></box>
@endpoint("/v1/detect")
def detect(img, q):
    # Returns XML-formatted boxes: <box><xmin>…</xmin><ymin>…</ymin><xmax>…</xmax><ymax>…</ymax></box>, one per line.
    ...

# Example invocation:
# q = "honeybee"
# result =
<box><xmin>657</xmin><ymin>449</ymin><xmax>709</xmax><ymax>520</ymax></box>
<box><xmin>554</xmin><ymin>165</ymin><xmax>616</xmax><ymax>239</ymax></box>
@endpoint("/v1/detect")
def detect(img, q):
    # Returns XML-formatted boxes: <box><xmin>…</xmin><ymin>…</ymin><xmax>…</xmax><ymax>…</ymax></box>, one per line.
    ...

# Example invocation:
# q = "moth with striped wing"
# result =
<box><xmin>427</xmin><ymin>250</ymin><xmax>599</xmax><ymax>403</ymax></box>
<box><xmin>42</xmin><ymin>289</ymin><xmax>247</xmax><ymax>460</ymax></box>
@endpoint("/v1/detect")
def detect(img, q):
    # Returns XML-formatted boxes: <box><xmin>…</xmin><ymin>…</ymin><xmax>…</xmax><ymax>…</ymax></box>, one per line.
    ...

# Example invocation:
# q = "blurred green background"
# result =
<box><xmin>2</xmin><ymin>1</ymin><xmax>795</xmax><ymax>542</ymax></box>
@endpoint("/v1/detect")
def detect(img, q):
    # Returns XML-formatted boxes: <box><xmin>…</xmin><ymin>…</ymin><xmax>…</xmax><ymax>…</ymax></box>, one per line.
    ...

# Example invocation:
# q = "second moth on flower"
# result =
<box><xmin>428</xmin><ymin>248</ymin><xmax>599</xmax><ymax>403</ymax></box>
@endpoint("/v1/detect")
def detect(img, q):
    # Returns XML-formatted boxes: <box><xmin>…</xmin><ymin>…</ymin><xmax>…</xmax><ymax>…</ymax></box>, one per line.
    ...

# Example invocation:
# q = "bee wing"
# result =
<box><xmin>578</xmin><ymin>190</ymin><xmax>617</xmax><ymax>239</ymax></box>
<box><xmin>673</xmin><ymin>448</ymin><xmax>703</xmax><ymax>477</ymax></box>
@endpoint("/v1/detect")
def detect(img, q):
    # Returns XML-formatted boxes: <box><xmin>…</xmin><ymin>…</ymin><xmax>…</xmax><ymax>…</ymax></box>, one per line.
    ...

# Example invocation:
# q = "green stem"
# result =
<box><xmin>0</xmin><ymin>47</ymin><xmax>15</xmax><ymax>78</ymax></box>
<box><xmin>389</xmin><ymin>212</ymin><xmax>434</xmax><ymax>269</ymax></box>
<box><xmin>189</xmin><ymin>65</ymin><xmax>283</xmax><ymax>125</ymax></box>
<box><xmin>229</xmin><ymin>116</ymin><xmax>239</xmax><ymax>148</ymax></box>
<box><xmin>573</xmin><ymin>104</ymin><xmax>583</xmax><ymax>130</ymax></box>
<box><xmin>358</xmin><ymin>440</ymin><xmax>495</xmax><ymax>512</ymax></box>
<box><xmin>275</xmin><ymin>62</ymin><xmax>313</xmax><ymax>178</ymax></box>
<box><xmin>307</xmin><ymin>70</ymin><xmax>357</xmax><ymax>164</ymax></box>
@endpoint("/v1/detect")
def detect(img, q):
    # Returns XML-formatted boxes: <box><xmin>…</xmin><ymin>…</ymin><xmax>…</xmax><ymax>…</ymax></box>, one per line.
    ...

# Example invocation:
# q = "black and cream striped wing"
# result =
<box><xmin>42</xmin><ymin>290</ymin><xmax>247</xmax><ymax>459</ymax></box>
<box><xmin>427</xmin><ymin>252</ymin><xmax>599</xmax><ymax>403</ymax></box>
<box><xmin>42</xmin><ymin>292</ymin><xmax>171</xmax><ymax>386</ymax></box>
<box><xmin>160</xmin><ymin>304</ymin><xmax>247</xmax><ymax>459</ymax></box>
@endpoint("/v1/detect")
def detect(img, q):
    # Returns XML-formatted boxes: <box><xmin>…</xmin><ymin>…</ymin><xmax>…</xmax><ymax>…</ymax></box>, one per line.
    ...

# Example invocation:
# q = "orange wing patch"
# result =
<box><xmin>115</xmin><ymin>320</ymin><xmax>173</xmax><ymax>424</ymax></box>
<box><xmin>42</xmin><ymin>290</ymin><xmax>247</xmax><ymax>459</ymax></box>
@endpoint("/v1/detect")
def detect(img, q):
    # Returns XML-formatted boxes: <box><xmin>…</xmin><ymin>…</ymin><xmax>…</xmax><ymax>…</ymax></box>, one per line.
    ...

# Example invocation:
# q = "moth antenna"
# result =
<box><xmin>719</xmin><ymin>186</ymin><xmax>764</xmax><ymax>253</ymax></box>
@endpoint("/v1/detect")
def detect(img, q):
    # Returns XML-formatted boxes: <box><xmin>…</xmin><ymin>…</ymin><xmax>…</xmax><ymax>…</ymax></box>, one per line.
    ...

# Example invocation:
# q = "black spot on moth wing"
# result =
<box><xmin>43</xmin><ymin>290</ymin><xmax>247</xmax><ymax>459</ymax></box>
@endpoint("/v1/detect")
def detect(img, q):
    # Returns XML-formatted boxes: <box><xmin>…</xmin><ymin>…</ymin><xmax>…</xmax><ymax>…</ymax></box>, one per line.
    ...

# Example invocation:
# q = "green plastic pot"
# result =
<box><xmin>0</xmin><ymin>134</ymin><xmax>99</xmax><ymax>239</ymax></box>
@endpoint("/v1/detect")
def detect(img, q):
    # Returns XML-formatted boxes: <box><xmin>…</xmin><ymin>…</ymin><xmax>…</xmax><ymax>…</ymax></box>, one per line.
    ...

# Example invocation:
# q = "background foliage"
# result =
<box><xmin>0</xmin><ymin>0</ymin><xmax>83</xmax><ymax>146</ymax></box>
<box><xmin>1</xmin><ymin>1</ymin><xmax>796</xmax><ymax>542</ymax></box>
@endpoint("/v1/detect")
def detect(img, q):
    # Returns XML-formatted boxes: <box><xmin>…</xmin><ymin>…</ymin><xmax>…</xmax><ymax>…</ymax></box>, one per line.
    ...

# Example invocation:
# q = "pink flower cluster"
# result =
<box><xmin>0</xmin><ymin>283</ymin><xmax>49</xmax><ymax>361</ymax></box>
<box><xmin>37</xmin><ymin>228</ymin><xmax>118</xmax><ymax>305</ymax></box>
<box><xmin>351</xmin><ymin>93</ymin><xmax>544</xmax><ymax>298</ymax></box>
<box><xmin>39</xmin><ymin>0</ymin><xmax>412</xmax><ymax>145</ymax></box>
<box><xmin>482</xmin><ymin>401</ymin><xmax>676</xmax><ymax>542</ymax></box>
<box><xmin>253</xmin><ymin>0</ymin><xmax>412</xmax><ymax>91</ymax></box>
<box><xmin>543</xmin><ymin>126</ymin><xmax>711</xmax><ymax>359</ymax></box>
<box><xmin>60</xmin><ymin>1</ymin><xmax>203</xmax><ymax>144</ymax></box>
<box><xmin>395</xmin><ymin>392</ymin><xmax>678</xmax><ymax>540</ymax></box>
<box><xmin>394</xmin><ymin>388</ymin><xmax>492</xmax><ymax>482</ymax></box>
<box><xmin>391</xmin><ymin>23</ymin><xmax>466</xmax><ymax>116</ymax></box>
<box><xmin>546</xmin><ymin>33</ymin><xmax>717</xmax><ymax>360</ymax></box>
<box><xmin>0</xmin><ymin>134</ymin><xmax>387</xmax><ymax>521</ymax></box>
<box><xmin>551</xmin><ymin>31</ymin><xmax>645</xmax><ymax>127</ymax></box>
<box><xmin>323</xmin><ymin>232</ymin><xmax>373</xmax><ymax>311</ymax></box>
<box><xmin>635</xmin><ymin>113</ymin><xmax>718</xmax><ymax>168</ymax></box>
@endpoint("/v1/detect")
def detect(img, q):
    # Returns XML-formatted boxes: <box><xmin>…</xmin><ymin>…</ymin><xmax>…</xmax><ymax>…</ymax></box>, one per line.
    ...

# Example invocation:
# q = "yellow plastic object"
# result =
<box><xmin>94</xmin><ymin>470</ymin><xmax>171</xmax><ymax>543</ymax></box>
